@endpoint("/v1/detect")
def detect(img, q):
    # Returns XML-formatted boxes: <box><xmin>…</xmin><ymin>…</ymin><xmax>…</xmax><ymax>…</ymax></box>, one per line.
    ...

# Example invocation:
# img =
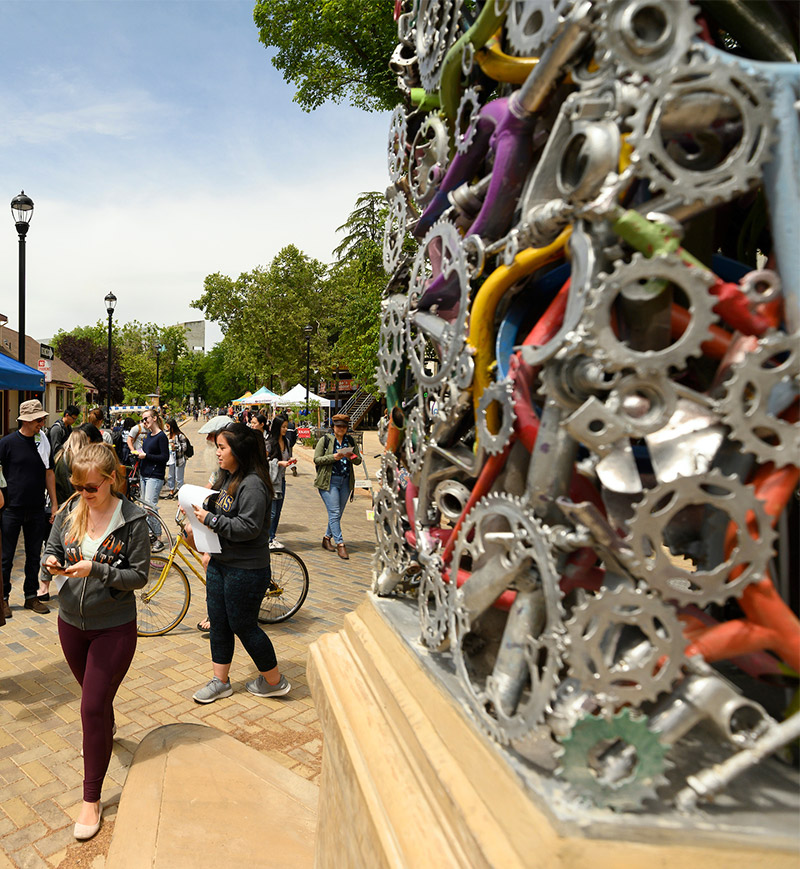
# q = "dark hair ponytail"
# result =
<box><xmin>214</xmin><ymin>422</ymin><xmax>273</xmax><ymax>499</ymax></box>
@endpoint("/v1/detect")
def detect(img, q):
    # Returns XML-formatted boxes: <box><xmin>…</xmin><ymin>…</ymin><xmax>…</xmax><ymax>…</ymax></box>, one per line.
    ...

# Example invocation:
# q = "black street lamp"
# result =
<box><xmin>104</xmin><ymin>292</ymin><xmax>117</xmax><ymax>425</ymax></box>
<box><xmin>11</xmin><ymin>191</ymin><xmax>33</xmax><ymax>370</ymax></box>
<box><xmin>155</xmin><ymin>343</ymin><xmax>165</xmax><ymax>405</ymax></box>
<box><xmin>303</xmin><ymin>324</ymin><xmax>314</xmax><ymax>417</ymax></box>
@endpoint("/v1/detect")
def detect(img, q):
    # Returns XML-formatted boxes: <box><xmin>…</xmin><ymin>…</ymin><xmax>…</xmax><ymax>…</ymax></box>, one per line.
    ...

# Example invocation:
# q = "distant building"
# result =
<box><xmin>182</xmin><ymin>320</ymin><xmax>205</xmax><ymax>353</ymax></box>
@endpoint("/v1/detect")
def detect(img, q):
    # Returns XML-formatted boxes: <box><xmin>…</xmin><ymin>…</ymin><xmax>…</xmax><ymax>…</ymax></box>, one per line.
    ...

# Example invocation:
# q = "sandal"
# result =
<box><xmin>196</xmin><ymin>619</ymin><xmax>211</xmax><ymax>632</ymax></box>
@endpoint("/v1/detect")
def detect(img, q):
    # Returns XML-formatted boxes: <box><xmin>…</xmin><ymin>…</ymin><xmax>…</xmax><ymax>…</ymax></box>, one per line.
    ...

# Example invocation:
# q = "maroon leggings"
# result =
<box><xmin>58</xmin><ymin>618</ymin><xmax>137</xmax><ymax>802</ymax></box>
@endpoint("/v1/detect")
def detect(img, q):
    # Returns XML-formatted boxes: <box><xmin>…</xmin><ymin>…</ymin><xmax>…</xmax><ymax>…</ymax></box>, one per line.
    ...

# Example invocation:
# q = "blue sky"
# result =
<box><xmin>0</xmin><ymin>0</ymin><xmax>390</xmax><ymax>349</ymax></box>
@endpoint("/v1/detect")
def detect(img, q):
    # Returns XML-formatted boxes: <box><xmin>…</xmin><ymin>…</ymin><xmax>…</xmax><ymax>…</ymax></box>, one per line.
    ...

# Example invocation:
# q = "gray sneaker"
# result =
<box><xmin>246</xmin><ymin>675</ymin><xmax>290</xmax><ymax>698</ymax></box>
<box><xmin>192</xmin><ymin>677</ymin><xmax>233</xmax><ymax>704</ymax></box>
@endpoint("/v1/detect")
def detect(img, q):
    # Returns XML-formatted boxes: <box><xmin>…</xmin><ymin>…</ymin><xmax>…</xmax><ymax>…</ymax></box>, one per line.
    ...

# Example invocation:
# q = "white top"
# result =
<box><xmin>80</xmin><ymin>499</ymin><xmax>124</xmax><ymax>561</ymax></box>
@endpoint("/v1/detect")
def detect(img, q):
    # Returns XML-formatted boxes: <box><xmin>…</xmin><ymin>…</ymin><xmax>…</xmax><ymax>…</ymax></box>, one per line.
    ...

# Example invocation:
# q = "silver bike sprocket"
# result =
<box><xmin>564</xmin><ymin>584</ymin><xmax>686</xmax><ymax>709</ymax></box>
<box><xmin>718</xmin><ymin>332</ymin><xmax>800</xmax><ymax>469</ymax></box>
<box><xmin>505</xmin><ymin>0</ymin><xmax>574</xmax><ymax>58</ymax></box>
<box><xmin>418</xmin><ymin>553</ymin><xmax>452</xmax><ymax>650</ymax></box>
<box><xmin>476</xmin><ymin>378</ymin><xmax>517</xmax><ymax>455</ymax></box>
<box><xmin>595</xmin><ymin>0</ymin><xmax>700</xmax><ymax>78</ymax></box>
<box><xmin>626</xmin><ymin>469</ymin><xmax>776</xmax><ymax>606</ymax></box>
<box><xmin>382</xmin><ymin>191</ymin><xmax>408</xmax><ymax>276</ymax></box>
<box><xmin>628</xmin><ymin>50</ymin><xmax>776</xmax><ymax>207</ymax></box>
<box><xmin>583</xmin><ymin>252</ymin><xmax>716</xmax><ymax>373</ymax></box>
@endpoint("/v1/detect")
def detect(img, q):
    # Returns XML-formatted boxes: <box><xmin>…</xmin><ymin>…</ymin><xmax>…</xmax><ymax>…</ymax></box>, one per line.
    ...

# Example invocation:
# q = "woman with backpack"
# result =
<box><xmin>165</xmin><ymin>418</ymin><xmax>192</xmax><ymax>499</ymax></box>
<box><xmin>313</xmin><ymin>413</ymin><xmax>362</xmax><ymax>560</ymax></box>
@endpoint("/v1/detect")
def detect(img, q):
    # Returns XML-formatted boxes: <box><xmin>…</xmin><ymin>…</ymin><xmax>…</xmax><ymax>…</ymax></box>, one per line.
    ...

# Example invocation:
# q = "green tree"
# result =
<box><xmin>328</xmin><ymin>192</ymin><xmax>389</xmax><ymax>395</ymax></box>
<box><xmin>332</xmin><ymin>191</ymin><xmax>385</xmax><ymax>265</ymax></box>
<box><xmin>195</xmin><ymin>342</ymin><xmax>249</xmax><ymax>407</ymax></box>
<box><xmin>192</xmin><ymin>245</ymin><xmax>330</xmax><ymax>394</ymax></box>
<box><xmin>252</xmin><ymin>0</ymin><xmax>398</xmax><ymax>111</ymax></box>
<box><xmin>51</xmin><ymin>322</ymin><xmax>124</xmax><ymax>406</ymax></box>
<box><xmin>328</xmin><ymin>259</ymin><xmax>384</xmax><ymax>395</ymax></box>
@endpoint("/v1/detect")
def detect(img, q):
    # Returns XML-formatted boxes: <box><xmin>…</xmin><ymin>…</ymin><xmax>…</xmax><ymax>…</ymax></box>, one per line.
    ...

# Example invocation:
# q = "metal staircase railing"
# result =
<box><xmin>339</xmin><ymin>387</ymin><xmax>377</xmax><ymax>430</ymax></box>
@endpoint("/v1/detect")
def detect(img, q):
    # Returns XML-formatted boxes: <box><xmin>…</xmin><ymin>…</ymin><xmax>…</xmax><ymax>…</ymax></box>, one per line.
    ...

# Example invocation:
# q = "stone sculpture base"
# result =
<box><xmin>308</xmin><ymin>594</ymin><xmax>797</xmax><ymax>868</ymax></box>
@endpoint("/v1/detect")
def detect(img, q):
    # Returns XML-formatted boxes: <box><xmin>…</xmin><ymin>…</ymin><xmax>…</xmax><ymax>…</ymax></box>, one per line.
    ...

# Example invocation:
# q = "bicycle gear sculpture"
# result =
<box><xmin>373</xmin><ymin>0</ymin><xmax>799</xmax><ymax>822</ymax></box>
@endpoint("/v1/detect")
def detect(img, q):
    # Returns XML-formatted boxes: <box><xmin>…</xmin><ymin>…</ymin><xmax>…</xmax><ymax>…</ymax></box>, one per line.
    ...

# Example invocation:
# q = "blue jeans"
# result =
<box><xmin>319</xmin><ymin>474</ymin><xmax>350</xmax><ymax>545</ymax></box>
<box><xmin>167</xmin><ymin>462</ymin><xmax>185</xmax><ymax>492</ymax></box>
<box><xmin>1</xmin><ymin>506</ymin><xmax>49</xmax><ymax>600</ymax></box>
<box><xmin>140</xmin><ymin>476</ymin><xmax>164</xmax><ymax>538</ymax></box>
<box><xmin>269</xmin><ymin>480</ymin><xmax>285</xmax><ymax>542</ymax></box>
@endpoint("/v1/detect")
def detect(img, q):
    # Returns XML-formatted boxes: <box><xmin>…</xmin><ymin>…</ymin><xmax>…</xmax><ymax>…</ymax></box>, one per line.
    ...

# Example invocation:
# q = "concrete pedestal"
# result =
<box><xmin>308</xmin><ymin>595</ymin><xmax>797</xmax><ymax>868</ymax></box>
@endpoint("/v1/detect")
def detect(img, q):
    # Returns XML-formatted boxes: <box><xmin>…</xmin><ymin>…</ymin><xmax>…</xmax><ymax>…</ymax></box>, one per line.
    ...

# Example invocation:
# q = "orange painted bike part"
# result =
<box><xmin>685</xmin><ymin>576</ymin><xmax>800</xmax><ymax>673</ymax></box>
<box><xmin>671</xmin><ymin>304</ymin><xmax>732</xmax><ymax>359</ymax></box>
<box><xmin>441</xmin><ymin>444</ymin><xmax>513</xmax><ymax>564</ymax></box>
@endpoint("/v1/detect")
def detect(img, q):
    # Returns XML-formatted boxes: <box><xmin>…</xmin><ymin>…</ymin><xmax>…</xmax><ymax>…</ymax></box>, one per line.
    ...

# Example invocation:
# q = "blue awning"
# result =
<box><xmin>0</xmin><ymin>353</ymin><xmax>45</xmax><ymax>391</ymax></box>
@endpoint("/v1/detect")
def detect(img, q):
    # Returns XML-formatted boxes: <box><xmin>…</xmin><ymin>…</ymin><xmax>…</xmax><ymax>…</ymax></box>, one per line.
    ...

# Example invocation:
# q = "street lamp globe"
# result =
<box><xmin>105</xmin><ymin>291</ymin><xmax>117</xmax><ymax>316</ymax></box>
<box><xmin>11</xmin><ymin>191</ymin><xmax>34</xmax><ymax>229</ymax></box>
<box><xmin>303</xmin><ymin>325</ymin><xmax>314</xmax><ymax>340</ymax></box>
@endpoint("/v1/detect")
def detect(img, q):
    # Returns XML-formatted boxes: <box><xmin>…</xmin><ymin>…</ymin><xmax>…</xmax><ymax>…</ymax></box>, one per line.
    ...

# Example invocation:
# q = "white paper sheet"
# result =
<box><xmin>177</xmin><ymin>485</ymin><xmax>222</xmax><ymax>553</ymax></box>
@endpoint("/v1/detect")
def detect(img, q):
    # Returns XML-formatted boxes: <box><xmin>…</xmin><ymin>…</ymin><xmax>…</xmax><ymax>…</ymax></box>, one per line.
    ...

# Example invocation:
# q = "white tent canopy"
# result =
<box><xmin>249</xmin><ymin>386</ymin><xmax>280</xmax><ymax>404</ymax></box>
<box><xmin>276</xmin><ymin>383</ymin><xmax>331</xmax><ymax>407</ymax></box>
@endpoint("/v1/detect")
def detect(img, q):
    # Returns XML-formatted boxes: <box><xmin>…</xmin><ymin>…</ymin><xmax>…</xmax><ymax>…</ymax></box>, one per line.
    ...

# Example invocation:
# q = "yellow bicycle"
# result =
<box><xmin>136</xmin><ymin>531</ymin><xmax>310</xmax><ymax>637</ymax></box>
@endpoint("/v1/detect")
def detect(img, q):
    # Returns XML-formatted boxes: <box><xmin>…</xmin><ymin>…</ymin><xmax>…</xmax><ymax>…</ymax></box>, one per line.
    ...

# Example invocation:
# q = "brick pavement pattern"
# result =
<box><xmin>0</xmin><ymin>418</ymin><xmax>380</xmax><ymax>867</ymax></box>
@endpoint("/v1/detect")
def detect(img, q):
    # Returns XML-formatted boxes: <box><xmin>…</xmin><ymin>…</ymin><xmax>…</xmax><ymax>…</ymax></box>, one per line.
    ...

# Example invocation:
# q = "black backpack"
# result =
<box><xmin>111</xmin><ymin>429</ymin><xmax>125</xmax><ymax>457</ymax></box>
<box><xmin>183</xmin><ymin>435</ymin><xmax>194</xmax><ymax>459</ymax></box>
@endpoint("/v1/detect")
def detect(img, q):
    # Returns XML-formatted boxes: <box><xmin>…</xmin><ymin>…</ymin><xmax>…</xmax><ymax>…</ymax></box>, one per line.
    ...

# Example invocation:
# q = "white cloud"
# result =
<box><xmin>9</xmin><ymin>145</ymin><xmax>389</xmax><ymax>346</ymax></box>
<box><xmin>0</xmin><ymin>67</ymin><xmax>173</xmax><ymax>146</ymax></box>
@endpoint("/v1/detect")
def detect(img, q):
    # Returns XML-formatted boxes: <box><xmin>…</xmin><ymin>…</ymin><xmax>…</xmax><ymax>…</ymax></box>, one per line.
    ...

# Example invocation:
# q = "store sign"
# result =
<box><xmin>37</xmin><ymin>359</ymin><xmax>52</xmax><ymax>382</ymax></box>
<box><xmin>297</xmin><ymin>427</ymin><xmax>312</xmax><ymax>439</ymax></box>
<box><xmin>320</xmin><ymin>379</ymin><xmax>357</xmax><ymax>393</ymax></box>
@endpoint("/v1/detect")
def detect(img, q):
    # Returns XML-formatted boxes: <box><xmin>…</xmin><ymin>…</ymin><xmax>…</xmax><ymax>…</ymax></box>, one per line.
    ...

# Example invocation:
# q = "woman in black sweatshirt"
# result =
<box><xmin>189</xmin><ymin>423</ymin><xmax>291</xmax><ymax>704</ymax></box>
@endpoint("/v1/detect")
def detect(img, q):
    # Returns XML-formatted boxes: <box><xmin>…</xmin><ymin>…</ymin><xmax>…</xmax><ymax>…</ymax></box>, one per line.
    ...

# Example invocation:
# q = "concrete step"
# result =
<box><xmin>108</xmin><ymin>723</ymin><xmax>318</xmax><ymax>868</ymax></box>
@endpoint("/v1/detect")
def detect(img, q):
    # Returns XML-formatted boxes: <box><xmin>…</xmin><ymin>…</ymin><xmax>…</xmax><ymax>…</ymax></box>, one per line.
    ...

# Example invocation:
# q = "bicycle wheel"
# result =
<box><xmin>259</xmin><ymin>549</ymin><xmax>309</xmax><ymax>624</ymax></box>
<box><xmin>134</xmin><ymin>498</ymin><xmax>175</xmax><ymax>550</ymax></box>
<box><xmin>136</xmin><ymin>556</ymin><xmax>191</xmax><ymax>636</ymax></box>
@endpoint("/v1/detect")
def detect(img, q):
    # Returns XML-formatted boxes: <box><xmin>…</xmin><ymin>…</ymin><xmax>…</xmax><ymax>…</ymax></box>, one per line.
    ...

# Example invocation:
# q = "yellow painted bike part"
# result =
<box><xmin>475</xmin><ymin>41</ymin><xmax>539</xmax><ymax>85</ymax></box>
<box><xmin>469</xmin><ymin>227</ymin><xmax>571</xmax><ymax>431</ymax></box>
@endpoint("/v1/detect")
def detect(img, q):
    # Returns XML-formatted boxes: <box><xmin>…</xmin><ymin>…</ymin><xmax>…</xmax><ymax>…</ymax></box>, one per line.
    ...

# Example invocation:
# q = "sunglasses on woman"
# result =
<box><xmin>70</xmin><ymin>480</ymin><xmax>106</xmax><ymax>493</ymax></box>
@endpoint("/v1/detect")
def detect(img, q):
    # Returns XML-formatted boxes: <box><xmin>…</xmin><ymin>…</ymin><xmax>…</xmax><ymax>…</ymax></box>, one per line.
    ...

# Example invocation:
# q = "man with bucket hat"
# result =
<box><xmin>0</xmin><ymin>399</ymin><xmax>58</xmax><ymax>617</ymax></box>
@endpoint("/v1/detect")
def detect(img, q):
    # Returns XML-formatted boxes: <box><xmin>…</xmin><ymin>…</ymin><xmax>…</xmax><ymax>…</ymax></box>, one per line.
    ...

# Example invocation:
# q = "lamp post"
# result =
<box><xmin>11</xmin><ymin>191</ymin><xmax>33</xmax><ymax>370</ymax></box>
<box><xmin>303</xmin><ymin>324</ymin><xmax>314</xmax><ymax>417</ymax></box>
<box><xmin>104</xmin><ymin>292</ymin><xmax>117</xmax><ymax>425</ymax></box>
<box><xmin>155</xmin><ymin>343</ymin><xmax>165</xmax><ymax>406</ymax></box>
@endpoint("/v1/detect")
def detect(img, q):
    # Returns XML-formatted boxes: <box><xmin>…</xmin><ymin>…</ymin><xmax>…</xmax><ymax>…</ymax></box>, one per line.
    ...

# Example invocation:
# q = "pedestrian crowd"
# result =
<box><xmin>0</xmin><ymin>398</ymin><xmax>363</xmax><ymax>843</ymax></box>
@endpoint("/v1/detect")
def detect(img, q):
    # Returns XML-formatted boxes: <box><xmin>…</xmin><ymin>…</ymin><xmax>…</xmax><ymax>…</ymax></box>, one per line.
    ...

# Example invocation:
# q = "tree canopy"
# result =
<box><xmin>52</xmin><ymin>328</ymin><xmax>125</xmax><ymax>407</ymax></box>
<box><xmin>53</xmin><ymin>320</ymin><xmax>192</xmax><ymax>408</ymax></box>
<box><xmin>192</xmin><ymin>245</ymin><xmax>330</xmax><ymax>394</ymax></box>
<box><xmin>253</xmin><ymin>0</ymin><xmax>398</xmax><ymax>111</ymax></box>
<box><xmin>193</xmin><ymin>192</ymin><xmax>389</xmax><ymax>399</ymax></box>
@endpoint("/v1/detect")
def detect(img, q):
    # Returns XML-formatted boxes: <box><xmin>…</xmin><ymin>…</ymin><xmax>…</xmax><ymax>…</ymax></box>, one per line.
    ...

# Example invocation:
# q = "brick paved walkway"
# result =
<box><xmin>0</xmin><ymin>419</ymin><xmax>380</xmax><ymax>867</ymax></box>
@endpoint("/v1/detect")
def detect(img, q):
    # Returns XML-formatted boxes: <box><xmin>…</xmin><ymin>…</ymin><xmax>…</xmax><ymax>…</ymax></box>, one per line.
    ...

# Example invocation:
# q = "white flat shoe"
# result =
<box><xmin>74</xmin><ymin>802</ymin><xmax>102</xmax><ymax>840</ymax></box>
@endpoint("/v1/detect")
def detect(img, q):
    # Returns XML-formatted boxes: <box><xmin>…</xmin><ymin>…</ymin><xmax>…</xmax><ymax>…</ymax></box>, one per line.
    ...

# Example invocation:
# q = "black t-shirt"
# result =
<box><xmin>0</xmin><ymin>431</ymin><xmax>53</xmax><ymax>510</ymax></box>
